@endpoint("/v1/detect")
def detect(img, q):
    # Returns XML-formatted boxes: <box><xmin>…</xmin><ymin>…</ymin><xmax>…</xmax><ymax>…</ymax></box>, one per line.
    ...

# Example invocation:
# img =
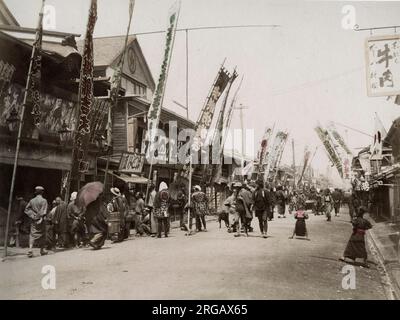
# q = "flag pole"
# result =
<box><xmin>145</xmin><ymin>1</ymin><xmax>181</xmax><ymax>203</ymax></box>
<box><xmin>3</xmin><ymin>0</ymin><xmax>45</xmax><ymax>258</ymax></box>
<box><xmin>104</xmin><ymin>0</ymin><xmax>135</xmax><ymax>190</ymax></box>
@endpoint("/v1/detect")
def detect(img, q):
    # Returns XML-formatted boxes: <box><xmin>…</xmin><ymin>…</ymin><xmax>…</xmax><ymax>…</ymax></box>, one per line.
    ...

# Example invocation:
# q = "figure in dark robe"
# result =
<box><xmin>340</xmin><ymin>206</ymin><xmax>372</xmax><ymax>268</ymax></box>
<box><xmin>53</xmin><ymin>197</ymin><xmax>69</xmax><ymax>248</ymax></box>
<box><xmin>85</xmin><ymin>196</ymin><xmax>108</xmax><ymax>250</ymax></box>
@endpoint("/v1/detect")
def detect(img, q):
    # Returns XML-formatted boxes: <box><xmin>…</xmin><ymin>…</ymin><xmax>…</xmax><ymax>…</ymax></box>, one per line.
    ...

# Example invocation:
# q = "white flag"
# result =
<box><xmin>370</xmin><ymin>114</ymin><xmax>387</xmax><ymax>160</ymax></box>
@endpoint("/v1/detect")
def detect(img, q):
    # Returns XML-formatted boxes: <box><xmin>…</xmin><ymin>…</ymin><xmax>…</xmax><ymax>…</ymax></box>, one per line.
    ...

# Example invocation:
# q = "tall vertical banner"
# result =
<box><xmin>258</xmin><ymin>127</ymin><xmax>272</xmax><ymax>166</ymax></box>
<box><xmin>315</xmin><ymin>125</ymin><xmax>343</xmax><ymax>178</ymax></box>
<box><xmin>210</xmin><ymin>70</ymin><xmax>238</xmax><ymax>184</ymax></box>
<box><xmin>107</xmin><ymin>0</ymin><xmax>135</xmax><ymax>148</ymax></box>
<box><xmin>264</xmin><ymin>131</ymin><xmax>287</xmax><ymax>182</ymax></box>
<box><xmin>191</xmin><ymin>66</ymin><xmax>231</xmax><ymax>153</ymax></box>
<box><xmin>180</xmin><ymin>66</ymin><xmax>230</xmax><ymax>179</ymax></box>
<box><xmin>146</xmin><ymin>0</ymin><xmax>181</xmax><ymax>160</ymax></box>
<box><xmin>22</xmin><ymin>0</ymin><xmax>44</xmax><ymax>135</ymax></box>
<box><xmin>298</xmin><ymin>146</ymin><xmax>311</xmax><ymax>185</ymax></box>
<box><xmin>327</xmin><ymin>122</ymin><xmax>352</xmax><ymax>156</ymax></box>
<box><xmin>28</xmin><ymin>3</ymin><xmax>43</xmax><ymax>127</ymax></box>
<box><xmin>71</xmin><ymin>0</ymin><xmax>97</xmax><ymax>178</ymax></box>
<box><xmin>326</xmin><ymin>123</ymin><xmax>352</xmax><ymax>181</ymax></box>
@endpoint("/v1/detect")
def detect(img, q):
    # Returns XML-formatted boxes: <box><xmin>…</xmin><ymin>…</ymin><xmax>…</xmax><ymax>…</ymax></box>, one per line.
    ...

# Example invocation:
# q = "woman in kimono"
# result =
<box><xmin>289</xmin><ymin>204</ymin><xmax>310</xmax><ymax>240</ymax></box>
<box><xmin>191</xmin><ymin>185</ymin><xmax>208</xmax><ymax>232</ymax></box>
<box><xmin>340</xmin><ymin>206</ymin><xmax>372</xmax><ymax>268</ymax></box>
<box><xmin>153</xmin><ymin>182</ymin><xmax>170</xmax><ymax>238</ymax></box>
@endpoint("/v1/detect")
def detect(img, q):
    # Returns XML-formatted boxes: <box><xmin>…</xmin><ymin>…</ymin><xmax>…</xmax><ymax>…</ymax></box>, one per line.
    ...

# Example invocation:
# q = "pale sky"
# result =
<box><xmin>6</xmin><ymin>0</ymin><xmax>400</xmax><ymax>183</ymax></box>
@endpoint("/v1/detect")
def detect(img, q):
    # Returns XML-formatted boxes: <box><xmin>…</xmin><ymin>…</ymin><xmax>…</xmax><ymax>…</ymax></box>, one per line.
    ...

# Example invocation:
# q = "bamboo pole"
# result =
<box><xmin>3</xmin><ymin>0</ymin><xmax>45</xmax><ymax>258</ymax></box>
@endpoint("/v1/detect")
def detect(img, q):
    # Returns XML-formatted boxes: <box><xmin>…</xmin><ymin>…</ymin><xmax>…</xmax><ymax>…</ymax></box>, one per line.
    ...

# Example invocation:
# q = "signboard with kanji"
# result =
<box><xmin>366</xmin><ymin>34</ymin><xmax>400</xmax><ymax>97</ymax></box>
<box><xmin>119</xmin><ymin>152</ymin><xmax>145</xmax><ymax>173</ymax></box>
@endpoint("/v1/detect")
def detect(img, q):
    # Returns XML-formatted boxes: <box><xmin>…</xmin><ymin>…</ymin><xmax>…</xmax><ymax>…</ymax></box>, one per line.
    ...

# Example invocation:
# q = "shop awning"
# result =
<box><xmin>100</xmin><ymin>169</ymin><xmax>149</xmax><ymax>184</ymax></box>
<box><xmin>115</xmin><ymin>173</ymin><xmax>149</xmax><ymax>184</ymax></box>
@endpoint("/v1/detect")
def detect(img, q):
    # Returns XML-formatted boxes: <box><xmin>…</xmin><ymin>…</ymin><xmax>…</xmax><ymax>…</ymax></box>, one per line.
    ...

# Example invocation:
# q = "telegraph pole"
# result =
<box><xmin>292</xmin><ymin>138</ymin><xmax>296</xmax><ymax>187</ymax></box>
<box><xmin>234</xmin><ymin>104</ymin><xmax>249</xmax><ymax>177</ymax></box>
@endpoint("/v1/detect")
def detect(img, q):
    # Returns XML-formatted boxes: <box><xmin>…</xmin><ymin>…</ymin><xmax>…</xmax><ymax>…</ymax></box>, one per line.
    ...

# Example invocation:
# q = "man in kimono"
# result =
<box><xmin>25</xmin><ymin>186</ymin><xmax>48</xmax><ymax>258</ymax></box>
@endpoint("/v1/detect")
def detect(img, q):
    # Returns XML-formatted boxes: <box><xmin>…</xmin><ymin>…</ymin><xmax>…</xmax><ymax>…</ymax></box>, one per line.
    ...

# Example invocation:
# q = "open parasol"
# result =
<box><xmin>76</xmin><ymin>181</ymin><xmax>104</xmax><ymax>209</ymax></box>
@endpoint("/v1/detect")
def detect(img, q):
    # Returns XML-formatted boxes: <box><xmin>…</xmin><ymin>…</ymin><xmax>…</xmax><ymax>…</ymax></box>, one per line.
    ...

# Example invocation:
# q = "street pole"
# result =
<box><xmin>3</xmin><ymin>0</ymin><xmax>45</xmax><ymax>258</ymax></box>
<box><xmin>234</xmin><ymin>104</ymin><xmax>249</xmax><ymax>181</ymax></box>
<box><xmin>292</xmin><ymin>138</ymin><xmax>296</xmax><ymax>188</ymax></box>
<box><xmin>185</xmin><ymin>28</ymin><xmax>189</xmax><ymax>120</ymax></box>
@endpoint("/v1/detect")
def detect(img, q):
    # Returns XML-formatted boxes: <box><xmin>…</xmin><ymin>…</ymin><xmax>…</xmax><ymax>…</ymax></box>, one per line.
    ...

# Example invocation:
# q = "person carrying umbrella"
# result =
<box><xmin>76</xmin><ymin>181</ymin><xmax>107</xmax><ymax>250</ymax></box>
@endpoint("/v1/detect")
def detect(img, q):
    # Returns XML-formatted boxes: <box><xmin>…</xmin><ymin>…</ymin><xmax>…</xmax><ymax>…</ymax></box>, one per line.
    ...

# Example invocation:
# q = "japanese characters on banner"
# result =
<box><xmin>327</xmin><ymin>122</ymin><xmax>352</xmax><ymax>156</ymax></box>
<box><xmin>264</xmin><ymin>131</ymin><xmax>287</xmax><ymax>181</ymax></box>
<box><xmin>342</xmin><ymin>157</ymin><xmax>351</xmax><ymax>180</ymax></box>
<box><xmin>180</xmin><ymin>66</ymin><xmax>231</xmax><ymax>179</ymax></box>
<box><xmin>146</xmin><ymin>0</ymin><xmax>181</xmax><ymax>158</ymax></box>
<box><xmin>71</xmin><ymin>0</ymin><xmax>97</xmax><ymax>175</ymax></box>
<box><xmin>28</xmin><ymin>2</ymin><xmax>43</xmax><ymax>128</ymax></box>
<box><xmin>366</xmin><ymin>34</ymin><xmax>400</xmax><ymax>96</ymax></box>
<box><xmin>258</xmin><ymin>127</ymin><xmax>272</xmax><ymax>166</ymax></box>
<box><xmin>191</xmin><ymin>67</ymin><xmax>231</xmax><ymax>152</ymax></box>
<box><xmin>315</xmin><ymin>126</ymin><xmax>343</xmax><ymax>178</ymax></box>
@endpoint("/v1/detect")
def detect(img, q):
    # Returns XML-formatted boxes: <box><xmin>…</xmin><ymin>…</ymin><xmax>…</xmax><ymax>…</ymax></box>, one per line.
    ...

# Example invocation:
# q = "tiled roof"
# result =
<box><xmin>22</xmin><ymin>39</ymin><xmax>80</xmax><ymax>58</ymax></box>
<box><xmin>77</xmin><ymin>35</ymin><xmax>136</xmax><ymax>66</ymax></box>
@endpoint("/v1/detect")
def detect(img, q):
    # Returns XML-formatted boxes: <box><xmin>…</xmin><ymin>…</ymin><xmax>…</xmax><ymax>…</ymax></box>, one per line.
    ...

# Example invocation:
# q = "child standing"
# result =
<box><xmin>289</xmin><ymin>208</ymin><xmax>310</xmax><ymax>240</ymax></box>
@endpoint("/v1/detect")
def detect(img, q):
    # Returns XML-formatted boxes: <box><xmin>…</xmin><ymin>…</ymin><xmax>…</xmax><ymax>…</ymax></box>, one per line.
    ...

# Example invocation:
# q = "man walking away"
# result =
<box><xmin>239</xmin><ymin>183</ymin><xmax>254</xmax><ymax>232</ymax></box>
<box><xmin>252</xmin><ymin>180</ymin><xmax>270</xmax><ymax>238</ymax></box>
<box><xmin>25</xmin><ymin>186</ymin><xmax>48</xmax><ymax>257</ymax></box>
<box><xmin>332</xmin><ymin>188</ymin><xmax>342</xmax><ymax>217</ymax></box>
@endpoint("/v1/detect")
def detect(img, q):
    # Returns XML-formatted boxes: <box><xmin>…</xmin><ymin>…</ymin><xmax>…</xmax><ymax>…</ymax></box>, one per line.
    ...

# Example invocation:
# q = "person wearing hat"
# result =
<box><xmin>239</xmin><ymin>182</ymin><xmax>254</xmax><ymax>233</ymax></box>
<box><xmin>109</xmin><ymin>187</ymin><xmax>129</xmax><ymax>242</ymax></box>
<box><xmin>24</xmin><ymin>186</ymin><xmax>48</xmax><ymax>257</ymax></box>
<box><xmin>340</xmin><ymin>206</ymin><xmax>372</xmax><ymax>268</ymax></box>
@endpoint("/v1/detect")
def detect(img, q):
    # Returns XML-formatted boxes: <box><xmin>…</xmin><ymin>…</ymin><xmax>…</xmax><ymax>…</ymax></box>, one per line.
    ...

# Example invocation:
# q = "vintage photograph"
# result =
<box><xmin>0</xmin><ymin>0</ymin><xmax>400</xmax><ymax>301</ymax></box>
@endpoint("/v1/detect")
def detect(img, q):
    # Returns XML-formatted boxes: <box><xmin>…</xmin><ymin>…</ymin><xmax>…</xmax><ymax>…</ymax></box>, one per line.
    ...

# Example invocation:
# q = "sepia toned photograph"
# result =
<box><xmin>0</xmin><ymin>0</ymin><xmax>400</xmax><ymax>303</ymax></box>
